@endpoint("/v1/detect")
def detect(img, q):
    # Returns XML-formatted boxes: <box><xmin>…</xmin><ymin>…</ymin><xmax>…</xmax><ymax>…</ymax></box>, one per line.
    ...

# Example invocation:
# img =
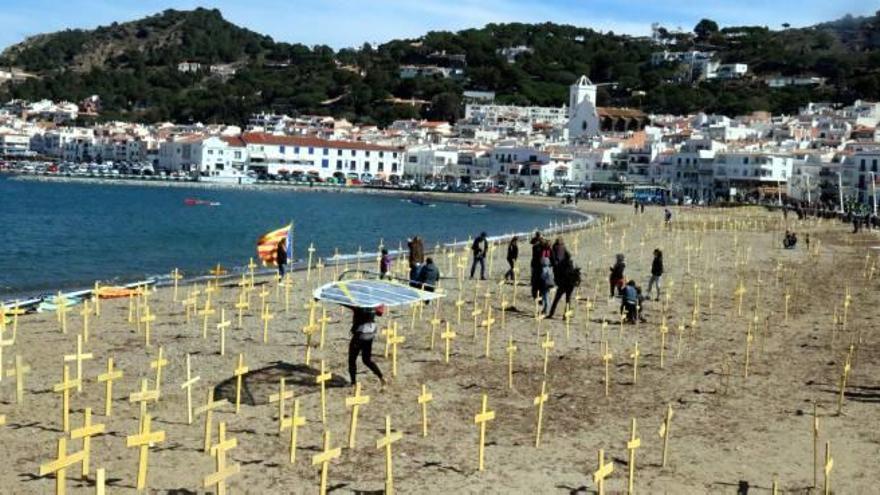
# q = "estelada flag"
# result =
<box><xmin>257</xmin><ymin>223</ymin><xmax>292</xmax><ymax>266</ymax></box>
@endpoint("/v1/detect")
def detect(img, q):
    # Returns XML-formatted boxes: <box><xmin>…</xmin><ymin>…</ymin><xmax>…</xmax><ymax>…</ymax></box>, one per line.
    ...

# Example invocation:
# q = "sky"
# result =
<box><xmin>0</xmin><ymin>0</ymin><xmax>873</xmax><ymax>51</ymax></box>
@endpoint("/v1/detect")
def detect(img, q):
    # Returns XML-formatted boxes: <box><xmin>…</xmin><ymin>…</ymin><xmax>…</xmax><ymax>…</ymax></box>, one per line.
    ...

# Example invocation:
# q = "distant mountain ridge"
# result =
<box><xmin>1</xmin><ymin>8</ymin><xmax>878</xmax><ymax>125</ymax></box>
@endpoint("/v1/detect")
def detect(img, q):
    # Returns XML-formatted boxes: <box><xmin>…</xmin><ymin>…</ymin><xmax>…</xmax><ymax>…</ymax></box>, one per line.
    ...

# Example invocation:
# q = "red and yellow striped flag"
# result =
<box><xmin>256</xmin><ymin>223</ymin><xmax>292</xmax><ymax>266</ymax></box>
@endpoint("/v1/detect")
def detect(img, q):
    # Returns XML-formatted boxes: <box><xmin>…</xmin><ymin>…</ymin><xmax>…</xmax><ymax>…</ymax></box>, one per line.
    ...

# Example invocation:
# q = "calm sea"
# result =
<box><xmin>0</xmin><ymin>176</ymin><xmax>584</xmax><ymax>297</ymax></box>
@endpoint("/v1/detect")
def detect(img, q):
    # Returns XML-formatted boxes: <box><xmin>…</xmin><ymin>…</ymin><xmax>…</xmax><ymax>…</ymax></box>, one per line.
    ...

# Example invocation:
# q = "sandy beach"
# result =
<box><xmin>2</xmin><ymin>198</ymin><xmax>878</xmax><ymax>494</ymax></box>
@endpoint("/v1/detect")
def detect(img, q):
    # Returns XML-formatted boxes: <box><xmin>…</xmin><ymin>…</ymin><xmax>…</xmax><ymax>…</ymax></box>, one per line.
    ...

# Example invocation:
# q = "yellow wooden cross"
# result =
<box><xmin>473</xmin><ymin>393</ymin><xmax>495</xmax><ymax>471</ymax></box>
<box><xmin>269</xmin><ymin>377</ymin><xmax>294</xmax><ymax>433</ymax></box>
<box><xmin>312</xmin><ymin>430</ymin><xmax>342</xmax><ymax>495</ymax></box>
<box><xmin>140</xmin><ymin>304</ymin><xmax>156</xmax><ymax>347</ymax></box>
<box><xmin>39</xmin><ymin>436</ymin><xmax>86</xmax><ymax>495</ymax></box>
<box><xmin>54</xmin><ymin>365</ymin><xmax>79</xmax><ymax>433</ymax></box>
<box><xmin>283</xmin><ymin>274</ymin><xmax>294</xmax><ymax>313</ymax></box>
<box><xmin>316</xmin><ymin>360</ymin><xmax>332</xmax><ymax>424</ymax></box>
<box><xmin>235</xmin><ymin>293</ymin><xmax>249</xmax><ymax>329</ymax></box>
<box><xmin>125</xmin><ymin>412</ymin><xmax>166</xmax><ymax>491</ymax></box>
<box><xmin>627</xmin><ymin>417</ymin><xmax>641</xmax><ymax>494</ymax></box>
<box><xmin>56</xmin><ymin>291</ymin><xmax>69</xmax><ymax>334</ymax></box>
<box><xmin>306</xmin><ymin>242</ymin><xmax>316</xmax><ymax>281</ymax></box>
<box><xmin>533</xmin><ymin>381</ymin><xmax>549</xmax><ymax>447</ymax></box>
<box><xmin>389</xmin><ymin>328</ymin><xmax>406</xmax><ymax>377</ymax></box>
<box><xmin>195</xmin><ymin>388</ymin><xmax>228</xmax><ymax>453</ymax></box>
<box><xmin>95</xmin><ymin>467</ymin><xmax>106</xmax><ymax>495</ymax></box>
<box><xmin>63</xmin><ymin>334</ymin><xmax>92</xmax><ymax>393</ymax></box>
<box><xmin>0</xmin><ymin>323</ymin><xmax>11</xmax><ymax>387</ymax></box>
<box><xmin>481</xmin><ymin>306</ymin><xmax>495</xmax><ymax>358</ymax></box>
<box><xmin>417</xmin><ymin>384</ymin><xmax>433</xmax><ymax>437</ymax></box>
<box><xmin>376</xmin><ymin>415</ymin><xmax>403</xmax><ymax>495</ymax></box>
<box><xmin>507</xmin><ymin>335</ymin><xmax>517</xmax><ymax>389</ymax></box>
<box><xmin>261</xmin><ymin>303</ymin><xmax>274</xmax><ymax>344</ymax></box>
<box><xmin>441</xmin><ymin>322</ymin><xmax>456</xmax><ymax>363</ymax></box>
<box><xmin>630</xmin><ymin>342</ymin><xmax>640</xmax><ymax>385</ymax></box>
<box><xmin>97</xmin><ymin>358</ymin><xmax>122</xmax><ymax>417</ymax></box>
<box><xmin>199</xmin><ymin>300</ymin><xmax>216</xmax><ymax>340</ymax></box>
<box><xmin>455</xmin><ymin>297</ymin><xmax>465</xmax><ymax>324</ymax></box>
<box><xmin>602</xmin><ymin>344</ymin><xmax>613</xmax><ymax>397</ymax></box>
<box><xmin>836</xmin><ymin>348</ymin><xmax>853</xmax><ymax>415</ymax></box>
<box><xmin>593</xmin><ymin>448</ymin><xmax>614</xmax><ymax>495</ymax></box>
<box><xmin>178</xmin><ymin>354</ymin><xmax>200</xmax><ymax>425</ymax></box>
<box><xmin>303</xmin><ymin>323</ymin><xmax>317</xmax><ymax>366</ymax></box>
<box><xmin>318</xmin><ymin>307</ymin><xmax>331</xmax><ymax>349</ymax></box>
<box><xmin>233</xmin><ymin>353</ymin><xmax>249</xmax><ymax>414</ymax></box>
<box><xmin>203</xmin><ymin>422</ymin><xmax>240</xmax><ymax>495</ymax></box>
<box><xmin>744</xmin><ymin>322</ymin><xmax>754</xmax><ymax>379</ymax></box>
<box><xmin>823</xmin><ymin>440</ymin><xmax>833</xmax><ymax>495</ymax></box>
<box><xmin>70</xmin><ymin>407</ymin><xmax>105</xmax><ymax>478</ymax></box>
<box><xmin>281</xmin><ymin>398</ymin><xmax>306</xmax><ymax>463</ymax></box>
<box><xmin>171</xmin><ymin>268</ymin><xmax>183</xmax><ymax>302</ymax></box>
<box><xmin>149</xmin><ymin>346</ymin><xmax>169</xmax><ymax>399</ymax></box>
<box><xmin>79</xmin><ymin>299</ymin><xmax>91</xmax><ymax>343</ymax></box>
<box><xmin>213</xmin><ymin>307</ymin><xmax>231</xmax><ymax>356</ymax></box>
<box><xmin>541</xmin><ymin>331</ymin><xmax>555</xmax><ymax>376</ymax></box>
<box><xmin>659</xmin><ymin>320</ymin><xmax>669</xmax><ymax>369</ymax></box>
<box><xmin>5</xmin><ymin>354</ymin><xmax>30</xmax><ymax>404</ymax></box>
<box><xmin>659</xmin><ymin>403</ymin><xmax>674</xmax><ymax>468</ymax></box>
<box><xmin>346</xmin><ymin>383</ymin><xmax>371</xmax><ymax>448</ymax></box>
<box><xmin>129</xmin><ymin>378</ymin><xmax>159</xmax><ymax>422</ymax></box>
<box><xmin>735</xmin><ymin>279</ymin><xmax>747</xmax><ymax>316</ymax></box>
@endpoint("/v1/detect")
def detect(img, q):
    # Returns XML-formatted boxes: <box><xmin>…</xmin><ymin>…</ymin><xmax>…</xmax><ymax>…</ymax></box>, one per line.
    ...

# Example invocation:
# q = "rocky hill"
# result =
<box><xmin>1</xmin><ymin>8</ymin><xmax>878</xmax><ymax>125</ymax></box>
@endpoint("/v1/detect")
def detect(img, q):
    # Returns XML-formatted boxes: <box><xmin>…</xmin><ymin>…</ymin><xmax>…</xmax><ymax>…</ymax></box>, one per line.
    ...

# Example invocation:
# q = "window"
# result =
<box><xmin>364</xmin><ymin>162</ymin><xmax>371</xmax><ymax>171</ymax></box>
<box><xmin>308</xmin><ymin>147</ymin><xmax>314</xmax><ymax>155</ymax></box>
<box><xmin>323</xmin><ymin>148</ymin><xmax>328</xmax><ymax>156</ymax></box>
<box><xmin>280</xmin><ymin>145</ymin><xmax>286</xmax><ymax>154</ymax></box>
<box><xmin>293</xmin><ymin>146</ymin><xmax>298</xmax><ymax>154</ymax></box>
<box><xmin>350</xmin><ymin>150</ymin><xmax>356</xmax><ymax>156</ymax></box>
<box><xmin>873</xmin><ymin>159</ymin><xmax>878</xmax><ymax>172</ymax></box>
<box><xmin>379</xmin><ymin>151</ymin><xmax>384</xmax><ymax>158</ymax></box>
<box><xmin>234</xmin><ymin>151</ymin><xmax>241</xmax><ymax>159</ymax></box>
<box><xmin>366</xmin><ymin>151</ymin><xmax>371</xmax><ymax>157</ymax></box>
<box><xmin>350</xmin><ymin>161</ymin><xmax>356</xmax><ymax>170</ymax></box>
<box><xmin>378</xmin><ymin>162</ymin><xmax>384</xmax><ymax>172</ymax></box>
<box><xmin>337</xmin><ymin>149</ymin><xmax>343</xmax><ymax>156</ymax></box>
<box><xmin>408</xmin><ymin>156</ymin><xmax>418</xmax><ymax>163</ymax></box>
<box><xmin>743</xmin><ymin>157</ymin><xmax>749</xmax><ymax>164</ymax></box>
<box><xmin>207</xmin><ymin>150</ymin><xmax>214</xmax><ymax>155</ymax></box>
<box><xmin>392</xmin><ymin>163</ymin><xmax>398</xmax><ymax>172</ymax></box>
<box><xmin>860</xmin><ymin>160</ymin><xmax>866</xmax><ymax>172</ymax></box>
<box><xmin>336</xmin><ymin>160</ymin><xmax>343</xmax><ymax>170</ymax></box>
<box><xmin>393</xmin><ymin>152</ymin><xmax>398</xmax><ymax>158</ymax></box>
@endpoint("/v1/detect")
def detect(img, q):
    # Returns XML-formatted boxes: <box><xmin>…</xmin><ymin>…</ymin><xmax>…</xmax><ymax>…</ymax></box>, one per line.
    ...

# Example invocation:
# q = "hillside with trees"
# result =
<box><xmin>1</xmin><ymin>8</ymin><xmax>878</xmax><ymax>125</ymax></box>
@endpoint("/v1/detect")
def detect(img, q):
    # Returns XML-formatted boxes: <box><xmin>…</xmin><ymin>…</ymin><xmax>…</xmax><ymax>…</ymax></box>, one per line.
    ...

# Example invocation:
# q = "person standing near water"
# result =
<box><xmin>276</xmin><ymin>238</ymin><xmax>288</xmax><ymax>278</ymax></box>
<box><xmin>504</xmin><ymin>236</ymin><xmax>519</xmax><ymax>281</ymax></box>
<box><xmin>609</xmin><ymin>253</ymin><xmax>626</xmax><ymax>297</ymax></box>
<box><xmin>347</xmin><ymin>304</ymin><xmax>386</xmax><ymax>388</ymax></box>
<box><xmin>530</xmin><ymin>231</ymin><xmax>546</xmax><ymax>299</ymax></box>
<box><xmin>470</xmin><ymin>231</ymin><xmax>489</xmax><ymax>280</ymax></box>
<box><xmin>407</xmin><ymin>236</ymin><xmax>425</xmax><ymax>287</ymax></box>
<box><xmin>379</xmin><ymin>249</ymin><xmax>391</xmax><ymax>279</ymax></box>
<box><xmin>539</xmin><ymin>257</ymin><xmax>555</xmax><ymax>315</ymax></box>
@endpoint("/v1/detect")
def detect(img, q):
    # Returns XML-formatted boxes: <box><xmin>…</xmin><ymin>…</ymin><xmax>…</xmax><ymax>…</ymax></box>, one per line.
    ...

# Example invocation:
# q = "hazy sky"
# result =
<box><xmin>0</xmin><ymin>0</ymin><xmax>873</xmax><ymax>50</ymax></box>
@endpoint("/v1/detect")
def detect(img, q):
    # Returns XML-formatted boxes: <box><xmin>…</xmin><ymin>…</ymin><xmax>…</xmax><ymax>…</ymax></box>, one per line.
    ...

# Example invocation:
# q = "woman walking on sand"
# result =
<box><xmin>347</xmin><ymin>304</ymin><xmax>386</xmax><ymax>388</ymax></box>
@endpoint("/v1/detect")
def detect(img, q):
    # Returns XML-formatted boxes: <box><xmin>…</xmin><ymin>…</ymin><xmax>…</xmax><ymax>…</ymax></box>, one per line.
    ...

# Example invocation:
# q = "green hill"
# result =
<box><xmin>1</xmin><ymin>8</ymin><xmax>878</xmax><ymax>125</ymax></box>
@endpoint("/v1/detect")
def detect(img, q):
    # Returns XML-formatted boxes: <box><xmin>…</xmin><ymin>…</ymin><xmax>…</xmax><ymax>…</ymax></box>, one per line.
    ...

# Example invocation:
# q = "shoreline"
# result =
<box><xmin>1</xmin><ymin>177</ymin><xmax>600</xmax><ymax>304</ymax></box>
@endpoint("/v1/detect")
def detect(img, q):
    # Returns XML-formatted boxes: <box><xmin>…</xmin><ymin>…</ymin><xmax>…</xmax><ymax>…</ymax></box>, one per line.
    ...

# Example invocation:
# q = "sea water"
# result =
<box><xmin>0</xmin><ymin>176</ymin><xmax>585</xmax><ymax>296</ymax></box>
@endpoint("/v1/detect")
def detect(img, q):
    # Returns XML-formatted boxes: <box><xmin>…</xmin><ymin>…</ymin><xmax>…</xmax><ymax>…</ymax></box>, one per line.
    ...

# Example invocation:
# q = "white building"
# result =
<box><xmin>849</xmin><ymin>149</ymin><xmax>880</xmax><ymax>206</ymax></box>
<box><xmin>177</xmin><ymin>61</ymin><xmax>203</xmax><ymax>73</ymax></box>
<box><xmin>399</xmin><ymin>65</ymin><xmax>464</xmax><ymax>79</ymax></box>
<box><xmin>403</xmin><ymin>147</ymin><xmax>459</xmax><ymax>181</ymax></box>
<box><xmin>158</xmin><ymin>135</ymin><xmax>236</xmax><ymax>173</ymax></box>
<box><xmin>240</xmin><ymin>133</ymin><xmax>402</xmax><ymax>181</ymax></box>
<box><xmin>567</xmin><ymin>76</ymin><xmax>600</xmax><ymax>141</ymax></box>
<box><xmin>0</xmin><ymin>133</ymin><xmax>31</xmax><ymax>156</ymax></box>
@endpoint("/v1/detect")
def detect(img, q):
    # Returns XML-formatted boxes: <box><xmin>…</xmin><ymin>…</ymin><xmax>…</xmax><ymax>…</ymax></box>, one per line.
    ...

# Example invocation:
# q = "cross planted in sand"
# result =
<box><xmin>63</xmin><ymin>334</ymin><xmax>92</xmax><ymax>393</ymax></box>
<box><xmin>54</xmin><ymin>365</ymin><xmax>80</xmax><ymax>432</ymax></box>
<box><xmin>345</xmin><ymin>382</ymin><xmax>370</xmax><ymax>448</ymax></box>
<box><xmin>70</xmin><ymin>407</ymin><xmax>105</xmax><ymax>478</ymax></box>
<box><xmin>593</xmin><ymin>448</ymin><xmax>614</xmax><ymax>495</ymax></box>
<box><xmin>269</xmin><ymin>377</ymin><xmax>293</xmax><ymax>433</ymax></box>
<box><xmin>149</xmin><ymin>346</ymin><xmax>168</xmax><ymax>398</ymax></box>
<box><xmin>376</xmin><ymin>415</ymin><xmax>403</xmax><ymax>495</ymax></box>
<box><xmin>39</xmin><ymin>436</ymin><xmax>86</xmax><ymax>495</ymax></box>
<box><xmin>196</xmin><ymin>388</ymin><xmax>228</xmax><ymax>453</ymax></box>
<box><xmin>180</xmin><ymin>354</ymin><xmax>200</xmax><ymax>424</ymax></box>
<box><xmin>312</xmin><ymin>430</ymin><xmax>342</xmax><ymax>495</ymax></box>
<box><xmin>125</xmin><ymin>413</ymin><xmax>165</xmax><ymax>491</ymax></box>
<box><xmin>5</xmin><ymin>354</ymin><xmax>30</xmax><ymax>404</ymax></box>
<box><xmin>417</xmin><ymin>384</ymin><xmax>433</xmax><ymax>437</ymax></box>
<box><xmin>281</xmin><ymin>398</ymin><xmax>306</xmax><ymax>463</ymax></box>
<box><xmin>233</xmin><ymin>353</ymin><xmax>249</xmax><ymax>414</ymax></box>
<box><xmin>203</xmin><ymin>422</ymin><xmax>240</xmax><ymax>495</ymax></box>
<box><xmin>473</xmin><ymin>393</ymin><xmax>495</xmax><ymax>471</ymax></box>
<box><xmin>97</xmin><ymin>358</ymin><xmax>123</xmax><ymax>416</ymax></box>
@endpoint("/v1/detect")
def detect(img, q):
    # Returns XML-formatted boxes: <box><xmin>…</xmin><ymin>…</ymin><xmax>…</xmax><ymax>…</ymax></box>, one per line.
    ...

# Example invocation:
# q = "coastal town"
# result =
<box><xmin>1</xmin><ymin>73</ymin><xmax>879</xmax><ymax>212</ymax></box>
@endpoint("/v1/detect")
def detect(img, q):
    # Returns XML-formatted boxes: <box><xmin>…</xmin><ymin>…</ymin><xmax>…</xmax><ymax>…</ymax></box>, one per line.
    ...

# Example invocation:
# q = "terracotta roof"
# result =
<box><xmin>597</xmin><ymin>107</ymin><xmax>647</xmax><ymax>119</ymax></box>
<box><xmin>221</xmin><ymin>136</ymin><xmax>246</xmax><ymax>148</ymax></box>
<box><xmin>241</xmin><ymin>132</ymin><xmax>401</xmax><ymax>152</ymax></box>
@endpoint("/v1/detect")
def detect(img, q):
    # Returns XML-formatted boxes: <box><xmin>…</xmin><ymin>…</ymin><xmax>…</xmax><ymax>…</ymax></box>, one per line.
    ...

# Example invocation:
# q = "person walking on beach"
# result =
<box><xmin>609</xmin><ymin>253</ymin><xmax>626</xmax><ymax>297</ymax></box>
<box><xmin>539</xmin><ymin>257</ymin><xmax>555</xmax><ymax>315</ymax></box>
<box><xmin>407</xmin><ymin>236</ymin><xmax>425</xmax><ymax>287</ymax></box>
<box><xmin>379</xmin><ymin>249</ymin><xmax>391</xmax><ymax>279</ymax></box>
<box><xmin>646</xmin><ymin>249</ymin><xmax>663</xmax><ymax>301</ymax></box>
<box><xmin>530</xmin><ymin>231</ymin><xmax>545</xmax><ymax>299</ymax></box>
<box><xmin>664</xmin><ymin>208</ymin><xmax>672</xmax><ymax>226</ymax></box>
<box><xmin>276</xmin><ymin>238</ymin><xmax>288</xmax><ymax>278</ymax></box>
<box><xmin>504</xmin><ymin>236</ymin><xmax>519</xmax><ymax>281</ymax></box>
<box><xmin>470</xmin><ymin>232</ymin><xmax>489</xmax><ymax>280</ymax></box>
<box><xmin>347</xmin><ymin>304</ymin><xmax>386</xmax><ymax>388</ymax></box>
<box><xmin>547</xmin><ymin>254</ymin><xmax>580</xmax><ymax>318</ymax></box>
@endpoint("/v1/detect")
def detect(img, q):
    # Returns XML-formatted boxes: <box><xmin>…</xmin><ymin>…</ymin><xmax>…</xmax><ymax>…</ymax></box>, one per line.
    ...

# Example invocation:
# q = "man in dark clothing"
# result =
<box><xmin>347</xmin><ymin>305</ymin><xmax>386</xmax><ymax>387</ymax></box>
<box><xmin>646</xmin><ymin>249</ymin><xmax>663</xmax><ymax>301</ymax></box>
<box><xmin>547</xmin><ymin>257</ymin><xmax>580</xmax><ymax>318</ymax></box>
<box><xmin>504</xmin><ymin>236</ymin><xmax>519</xmax><ymax>281</ymax></box>
<box><xmin>530</xmin><ymin>232</ymin><xmax>545</xmax><ymax>299</ymax></box>
<box><xmin>276</xmin><ymin>238</ymin><xmax>288</xmax><ymax>278</ymax></box>
<box><xmin>621</xmin><ymin>281</ymin><xmax>640</xmax><ymax>323</ymax></box>
<box><xmin>418</xmin><ymin>257</ymin><xmax>441</xmax><ymax>292</ymax></box>
<box><xmin>407</xmin><ymin>236</ymin><xmax>425</xmax><ymax>287</ymax></box>
<box><xmin>609</xmin><ymin>254</ymin><xmax>626</xmax><ymax>297</ymax></box>
<box><xmin>470</xmin><ymin>232</ymin><xmax>489</xmax><ymax>280</ymax></box>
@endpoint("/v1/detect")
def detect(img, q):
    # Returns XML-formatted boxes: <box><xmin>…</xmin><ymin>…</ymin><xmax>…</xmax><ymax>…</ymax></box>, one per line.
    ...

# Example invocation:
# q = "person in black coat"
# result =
<box><xmin>547</xmin><ymin>256</ymin><xmax>580</xmax><ymax>318</ymax></box>
<box><xmin>276</xmin><ymin>238</ymin><xmax>288</xmax><ymax>278</ymax></box>
<box><xmin>646</xmin><ymin>249</ymin><xmax>663</xmax><ymax>301</ymax></box>
<box><xmin>504</xmin><ymin>236</ymin><xmax>519</xmax><ymax>281</ymax></box>
<box><xmin>470</xmin><ymin>232</ymin><xmax>489</xmax><ymax>280</ymax></box>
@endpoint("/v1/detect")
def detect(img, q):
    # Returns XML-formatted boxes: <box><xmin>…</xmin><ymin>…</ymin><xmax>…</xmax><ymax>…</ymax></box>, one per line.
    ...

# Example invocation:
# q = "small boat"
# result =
<box><xmin>184</xmin><ymin>198</ymin><xmax>221</xmax><ymax>206</ymax></box>
<box><xmin>409</xmin><ymin>197</ymin><xmax>436</xmax><ymax>207</ymax></box>
<box><xmin>96</xmin><ymin>286</ymin><xmax>141</xmax><ymax>299</ymax></box>
<box><xmin>467</xmin><ymin>201</ymin><xmax>487</xmax><ymax>209</ymax></box>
